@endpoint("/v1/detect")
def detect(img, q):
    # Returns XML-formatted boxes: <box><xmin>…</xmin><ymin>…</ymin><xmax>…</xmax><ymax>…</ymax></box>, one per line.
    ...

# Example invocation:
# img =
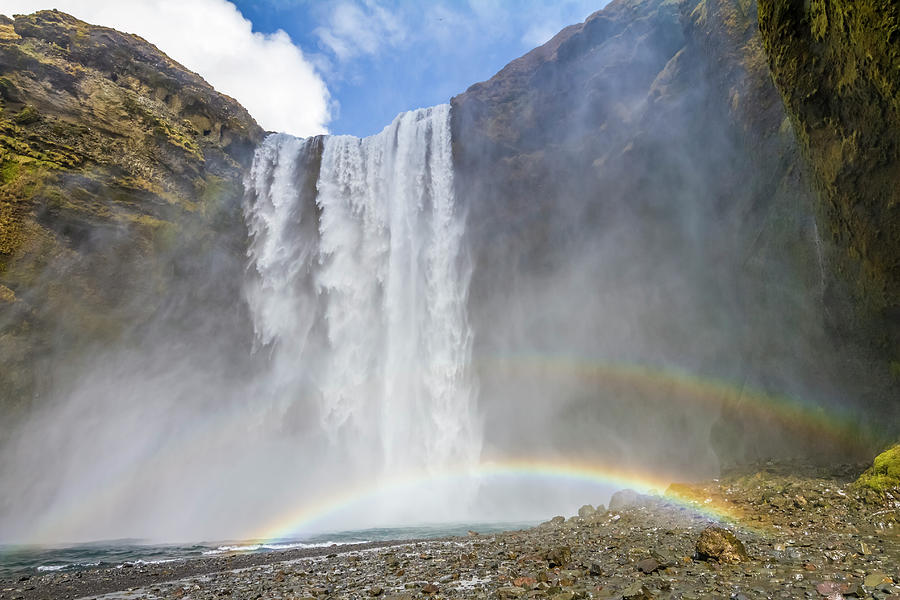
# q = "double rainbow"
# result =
<box><xmin>16</xmin><ymin>357</ymin><xmax>868</xmax><ymax>545</ymax></box>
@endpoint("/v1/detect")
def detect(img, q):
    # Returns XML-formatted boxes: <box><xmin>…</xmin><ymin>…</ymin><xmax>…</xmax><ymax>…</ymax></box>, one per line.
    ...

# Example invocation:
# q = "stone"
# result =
<box><xmin>578</xmin><ymin>504</ymin><xmax>597</xmax><ymax>518</ymax></box>
<box><xmin>649</xmin><ymin>549</ymin><xmax>674</xmax><ymax>568</ymax></box>
<box><xmin>866</xmin><ymin>573</ymin><xmax>891</xmax><ymax>588</ymax></box>
<box><xmin>695</xmin><ymin>527</ymin><xmax>751</xmax><ymax>564</ymax></box>
<box><xmin>545</xmin><ymin>547</ymin><xmax>572</xmax><ymax>568</ymax></box>
<box><xmin>637</xmin><ymin>558</ymin><xmax>661</xmax><ymax>574</ymax></box>
<box><xmin>817</xmin><ymin>582</ymin><xmax>843</xmax><ymax>596</ymax></box>
<box><xmin>513</xmin><ymin>577</ymin><xmax>536</xmax><ymax>588</ymax></box>
<box><xmin>620</xmin><ymin>582</ymin><xmax>655</xmax><ymax>600</ymax></box>
<box><xmin>497</xmin><ymin>586</ymin><xmax>526</xmax><ymax>598</ymax></box>
<box><xmin>609</xmin><ymin>490</ymin><xmax>644</xmax><ymax>511</ymax></box>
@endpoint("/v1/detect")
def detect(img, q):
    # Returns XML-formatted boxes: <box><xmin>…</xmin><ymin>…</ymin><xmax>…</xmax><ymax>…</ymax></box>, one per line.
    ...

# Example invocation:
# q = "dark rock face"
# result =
<box><xmin>757</xmin><ymin>0</ymin><xmax>900</xmax><ymax>379</ymax></box>
<box><xmin>452</xmin><ymin>0</ymin><xmax>897</xmax><ymax>467</ymax></box>
<box><xmin>0</xmin><ymin>11</ymin><xmax>263</xmax><ymax>426</ymax></box>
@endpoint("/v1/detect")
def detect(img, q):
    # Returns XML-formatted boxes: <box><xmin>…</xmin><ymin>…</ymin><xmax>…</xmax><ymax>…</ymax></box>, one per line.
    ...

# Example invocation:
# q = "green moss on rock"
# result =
<box><xmin>854</xmin><ymin>444</ymin><xmax>900</xmax><ymax>496</ymax></box>
<box><xmin>13</xmin><ymin>104</ymin><xmax>39</xmax><ymax>125</ymax></box>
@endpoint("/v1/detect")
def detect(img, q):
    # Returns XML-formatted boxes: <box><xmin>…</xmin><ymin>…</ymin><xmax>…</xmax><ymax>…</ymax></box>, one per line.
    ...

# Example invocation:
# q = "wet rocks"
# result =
<box><xmin>5</xmin><ymin>461</ymin><xmax>900</xmax><ymax>600</ymax></box>
<box><xmin>695</xmin><ymin>527</ymin><xmax>751</xmax><ymax>564</ymax></box>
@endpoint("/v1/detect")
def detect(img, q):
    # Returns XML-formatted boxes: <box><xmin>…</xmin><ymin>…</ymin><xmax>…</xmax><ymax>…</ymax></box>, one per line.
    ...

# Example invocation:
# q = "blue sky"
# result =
<box><xmin>229</xmin><ymin>0</ymin><xmax>608</xmax><ymax>136</ymax></box>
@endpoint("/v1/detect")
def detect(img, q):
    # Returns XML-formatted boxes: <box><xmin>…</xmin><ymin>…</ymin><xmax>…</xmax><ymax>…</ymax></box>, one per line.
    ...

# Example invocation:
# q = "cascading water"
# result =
<box><xmin>244</xmin><ymin>105</ymin><xmax>481</xmax><ymax>488</ymax></box>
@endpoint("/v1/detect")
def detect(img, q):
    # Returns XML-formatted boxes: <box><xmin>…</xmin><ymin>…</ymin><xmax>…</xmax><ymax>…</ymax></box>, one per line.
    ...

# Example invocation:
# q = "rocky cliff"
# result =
<box><xmin>452</xmin><ymin>0</ymin><xmax>896</xmax><ymax>467</ymax></box>
<box><xmin>758</xmin><ymin>0</ymin><xmax>900</xmax><ymax>376</ymax></box>
<box><xmin>1</xmin><ymin>3</ymin><xmax>897</xmax><ymax>468</ymax></box>
<box><xmin>0</xmin><ymin>10</ymin><xmax>263</xmax><ymax>425</ymax></box>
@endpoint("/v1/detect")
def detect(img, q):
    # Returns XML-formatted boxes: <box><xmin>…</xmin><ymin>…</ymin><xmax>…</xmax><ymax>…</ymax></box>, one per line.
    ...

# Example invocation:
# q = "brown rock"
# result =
<box><xmin>513</xmin><ymin>576</ymin><xmax>536</xmax><ymax>588</ymax></box>
<box><xmin>545</xmin><ymin>546</ymin><xmax>572</xmax><ymax>568</ymax></box>
<box><xmin>695</xmin><ymin>527</ymin><xmax>751</xmax><ymax>564</ymax></box>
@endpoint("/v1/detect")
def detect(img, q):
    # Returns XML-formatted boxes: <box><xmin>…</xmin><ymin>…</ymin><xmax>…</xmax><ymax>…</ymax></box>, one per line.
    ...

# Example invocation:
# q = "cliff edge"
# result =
<box><xmin>0</xmin><ymin>10</ymin><xmax>263</xmax><ymax>422</ymax></box>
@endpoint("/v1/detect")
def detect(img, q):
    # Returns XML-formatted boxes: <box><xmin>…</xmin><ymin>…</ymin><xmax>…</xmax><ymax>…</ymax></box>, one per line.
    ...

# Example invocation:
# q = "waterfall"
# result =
<box><xmin>244</xmin><ymin>104</ymin><xmax>480</xmax><ymax>478</ymax></box>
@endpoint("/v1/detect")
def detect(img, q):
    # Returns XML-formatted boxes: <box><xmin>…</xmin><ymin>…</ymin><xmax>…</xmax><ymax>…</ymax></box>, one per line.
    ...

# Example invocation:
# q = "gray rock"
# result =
<box><xmin>636</xmin><ymin>558</ymin><xmax>661</xmax><ymax>573</ymax></box>
<box><xmin>620</xmin><ymin>582</ymin><xmax>656</xmax><ymax>600</ymax></box>
<box><xmin>609</xmin><ymin>489</ymin><xmax>644</xmax><ymax>511</ymax></box>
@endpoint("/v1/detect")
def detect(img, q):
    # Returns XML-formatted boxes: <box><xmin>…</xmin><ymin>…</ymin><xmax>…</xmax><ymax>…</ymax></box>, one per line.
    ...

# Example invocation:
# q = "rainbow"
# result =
<box><xmin>478</xmin><ymin>356</ymin><xmax>873</xmax><ymax>451</ymax></box>
<box><xmin>250</xmin><ymin>457</ymin><xmax>755</xmax><ymax>543</ymax></box>
<box><xmin>15</xmin><ymin>356</ymin><xmax>868</xmax><ymax>545</ymax></box>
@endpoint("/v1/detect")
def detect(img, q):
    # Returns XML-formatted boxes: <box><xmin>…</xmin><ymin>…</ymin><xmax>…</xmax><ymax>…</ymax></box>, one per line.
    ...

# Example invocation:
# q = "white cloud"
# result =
<box><xmin>2</xmin><ymin>0</ymin><xmax>331</xmax><ymax>136</ymax></box>
<box><xmin>314</xmin><ymin>0</ymin><xmax>405</xmax><ymax>62</ymax></box>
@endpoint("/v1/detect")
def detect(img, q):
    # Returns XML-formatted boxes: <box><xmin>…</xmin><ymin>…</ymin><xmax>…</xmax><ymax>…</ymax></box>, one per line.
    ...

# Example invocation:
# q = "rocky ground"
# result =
<box><xmin>2</xmin><ymin>462</ymin><xmax>898</xmax><ymax>600</ymax></box>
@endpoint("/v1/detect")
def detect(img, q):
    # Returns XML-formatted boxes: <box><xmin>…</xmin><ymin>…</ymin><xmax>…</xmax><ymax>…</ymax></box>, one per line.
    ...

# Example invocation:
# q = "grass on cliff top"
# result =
<box><xmin>854</xmin><ymin>444</ymin><xmax>900</xmax><ymax>494</ymax></box>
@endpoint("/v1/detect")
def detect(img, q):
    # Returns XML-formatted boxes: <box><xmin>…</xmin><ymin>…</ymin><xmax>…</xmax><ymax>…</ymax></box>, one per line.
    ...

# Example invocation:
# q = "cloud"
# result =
<box><xmin>2</xmin><ymin>0</ymin><xmax>331</xmax><ymax>136</ymax></box>
<box><xmin>314</xmin><ymin>0</ymin><xmax>406</xmax><ymax>61</ymax></box>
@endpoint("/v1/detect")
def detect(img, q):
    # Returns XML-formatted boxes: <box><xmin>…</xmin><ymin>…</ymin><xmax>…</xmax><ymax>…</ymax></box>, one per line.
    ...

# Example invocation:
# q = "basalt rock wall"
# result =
<box><xmin>452</xmin><ymin>0</ymin><xmax>897</xmax><ymax>467</ymax></box>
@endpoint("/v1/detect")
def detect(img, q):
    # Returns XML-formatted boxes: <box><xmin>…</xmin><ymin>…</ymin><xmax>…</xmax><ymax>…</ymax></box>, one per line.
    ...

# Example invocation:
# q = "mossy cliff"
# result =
<box><xmin>0</xmin><ymin>10</ymin><xmax>263</xmax><ymax>423</ymax></box>
<box><xmin>757</xmin><ymin>1</ymin><xmax>900</xmax><ymax>375</ymax></box>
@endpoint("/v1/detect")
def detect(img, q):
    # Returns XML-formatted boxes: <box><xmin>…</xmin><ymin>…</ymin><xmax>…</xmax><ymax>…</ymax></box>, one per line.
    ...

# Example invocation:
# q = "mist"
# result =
<box><xmin>1</xmin><ymin>0</ymin><xmax>898</xmax><ymax>548</ymax></box>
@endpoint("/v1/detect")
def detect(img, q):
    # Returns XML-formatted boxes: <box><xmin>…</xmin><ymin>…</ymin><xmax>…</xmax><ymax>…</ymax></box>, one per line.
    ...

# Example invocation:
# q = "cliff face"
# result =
<box><xmin>758</xmin><ymin>0</ymin><xmax>900</xmax><ymax>372</ymax></box>
<box><xmin>2</xmin><ymin>3</ymin><xmax>897</xmax><ymax>469</ymax></box>
<box><xmin>0</xmin><ymin>11</ymin><xmax>263</xmax><ymax>423</ymax></box>
<box><xmin>453</xmin><ymin>0</ymin><xmax>896</xmax><ymax>466</ymax></box>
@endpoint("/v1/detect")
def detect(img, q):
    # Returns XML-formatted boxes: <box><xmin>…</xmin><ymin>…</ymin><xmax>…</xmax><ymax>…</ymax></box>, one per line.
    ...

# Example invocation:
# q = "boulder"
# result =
<box><xmin>695</xmin><ymin>527</ymin><xmax>751</xmax><ymax>564</ymax></box>
<box><xmin>609</xmin><ymin>489</ymin><xmax>645</xmax><ymax>511</ymax></box>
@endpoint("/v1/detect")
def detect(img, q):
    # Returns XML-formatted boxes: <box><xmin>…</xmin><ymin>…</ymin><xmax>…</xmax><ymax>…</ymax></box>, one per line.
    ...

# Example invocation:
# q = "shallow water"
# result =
<box><xmin>0</xmin><ymin>521</ymin><xmax>535</xmax><ymax>578</ymax></box>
